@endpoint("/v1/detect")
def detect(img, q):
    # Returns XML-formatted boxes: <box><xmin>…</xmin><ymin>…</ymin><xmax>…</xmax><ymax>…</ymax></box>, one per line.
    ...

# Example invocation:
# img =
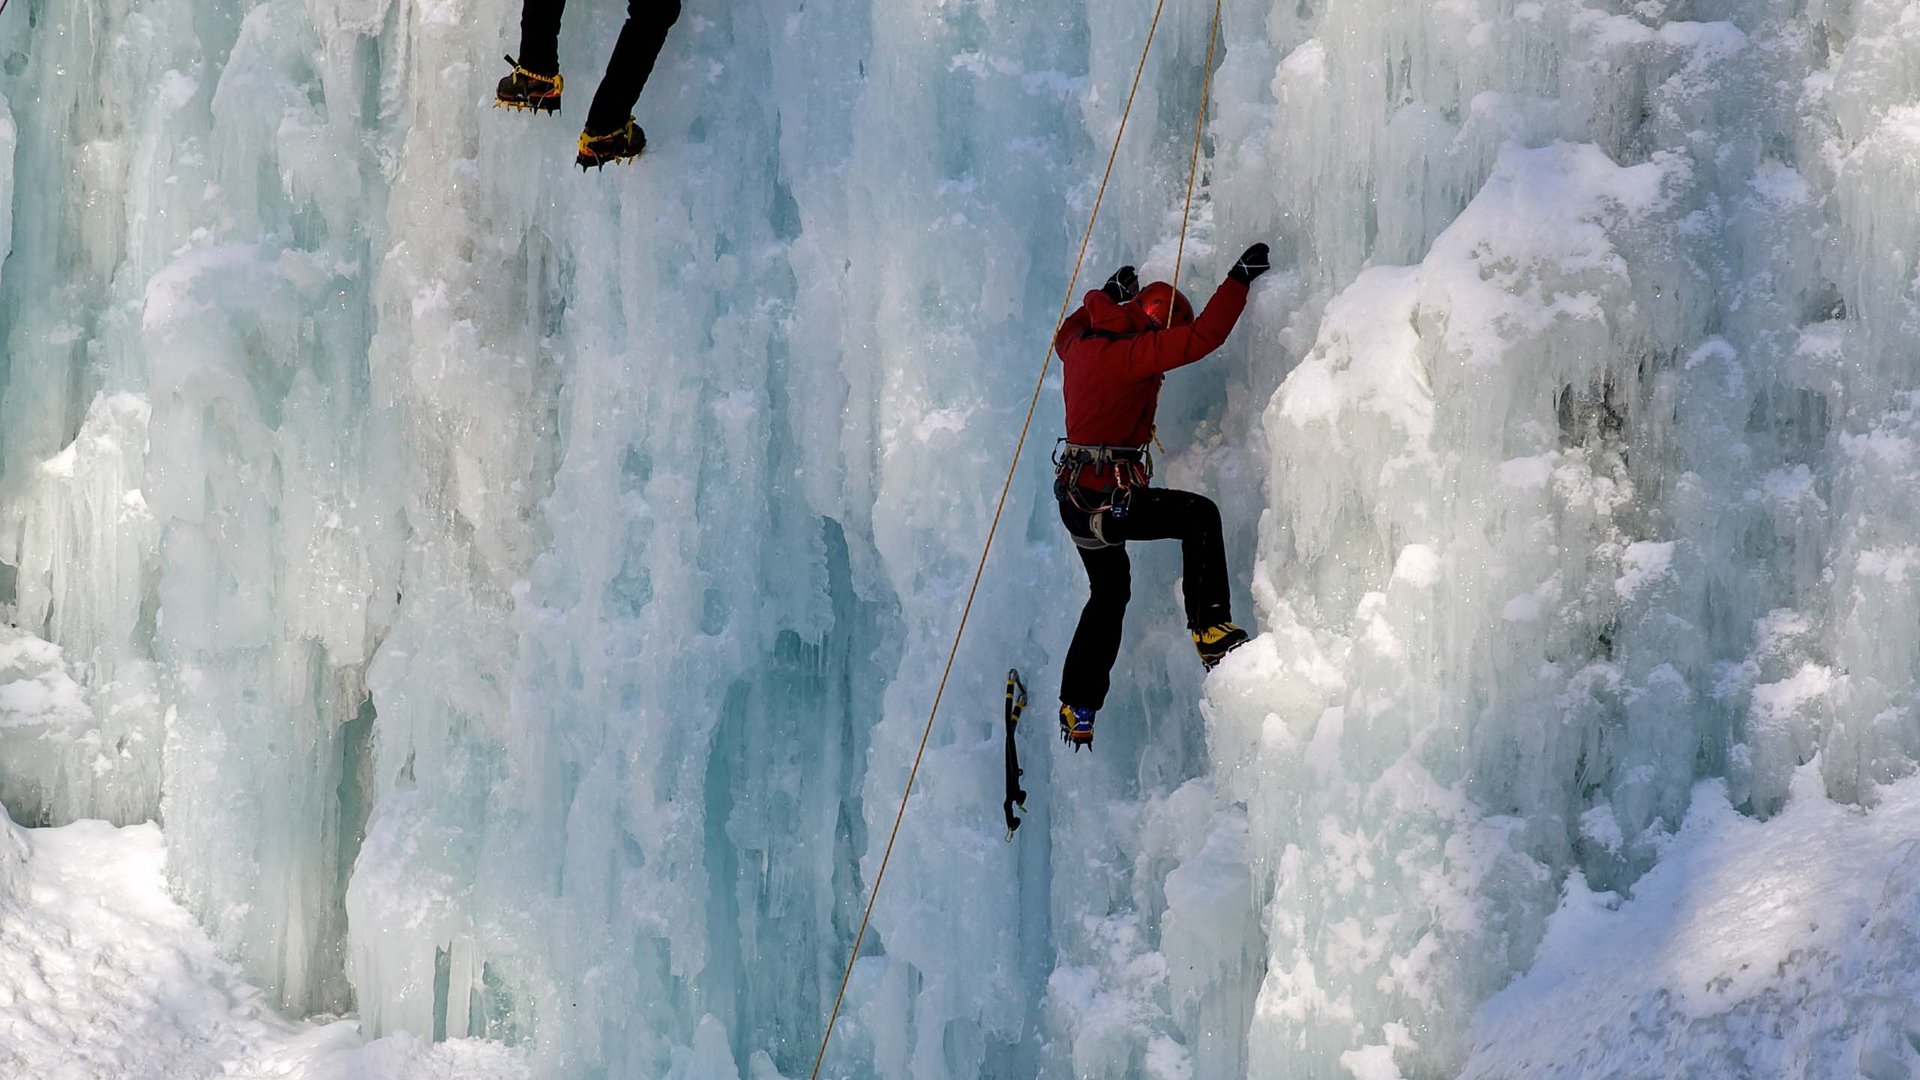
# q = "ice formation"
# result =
<box><xmin>0</xmin><ymin>797</ymin><xmax>531</xmax><ymax>1079</ymax></box>
<box><xmin>6</xmin><ymin>0</ymin><xmax>1920</xmax><ymax>1077</ymax></box>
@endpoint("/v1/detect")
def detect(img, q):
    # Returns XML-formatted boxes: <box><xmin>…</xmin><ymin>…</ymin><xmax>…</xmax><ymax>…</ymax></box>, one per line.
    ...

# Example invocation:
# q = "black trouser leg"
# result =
<box><xmin>1118</xmin><ymin>487</ymin><xmax>1232</xmax><ymax>631</ymax></box>
<box><xmin>515</xmin><ymin>0</ymin><xmax>565</xmax><ymax>75</ymax></box>
<box><xmin>1060</xmin><ymin>543</ymin><xmax>1130</xmax><ymax>711</ymax></box>
<box><xmin>586</xmin><ymin>0</ymin><xmax>681</xmax><ymax>134</ymax></box>
<box><xmin>1057</xmin><ymin>485</ymin><xmax>1233</xmax><ymax>710</ymax></box>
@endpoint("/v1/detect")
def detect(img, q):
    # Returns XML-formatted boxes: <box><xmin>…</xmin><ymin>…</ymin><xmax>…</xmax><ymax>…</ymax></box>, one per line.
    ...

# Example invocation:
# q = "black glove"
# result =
<box><xmin>1228</xmin><ymin>243</ymin><xmax>1271</xmax><ymax>285</ymax></box>
<box><xmin>1102</xmin><ymin>265</ymin><xmax>1140</xmax><ymax>302</ymax></box>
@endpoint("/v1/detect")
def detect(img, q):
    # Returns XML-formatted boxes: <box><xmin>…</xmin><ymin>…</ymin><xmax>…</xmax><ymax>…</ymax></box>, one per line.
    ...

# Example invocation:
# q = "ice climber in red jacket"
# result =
<box><xmin>1053</xmin><ymin>243</ymin><xmax>1271</xmax><ymax>750</ymax></box>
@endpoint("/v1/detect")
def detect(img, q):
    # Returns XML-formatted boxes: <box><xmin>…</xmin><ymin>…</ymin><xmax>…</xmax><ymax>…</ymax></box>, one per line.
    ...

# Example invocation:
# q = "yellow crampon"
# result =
<box><xmin>576</xmin><ymin>118</ymin><xmax>646</xmax><ymax>171</ymax></box>
<box><xmin>495</xmin><ymin>57</ymin><xmax>563</xmax><ymax>114</ymax></box>
<box><xmin>1193</xmin><ymin>622</ymin><xmax>1249</xmax><ymax>670</ymax></box>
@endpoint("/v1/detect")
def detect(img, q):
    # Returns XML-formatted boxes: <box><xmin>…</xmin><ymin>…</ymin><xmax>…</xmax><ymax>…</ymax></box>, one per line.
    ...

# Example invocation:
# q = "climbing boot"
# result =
<box><xmin>496</xmin><ymin>56</ymin><xmax>563</xmax><ymax>114</ymax></box>
<box><xmin>577</xmin><ymin>117</ymin><xmax>646</xmax><ymax>170</ymax></box>
<box><xmin>1193</xmin><ymin>623</ymin><xmax>1248</xmax><ymax>670</ymax></box>
<box><xmin>1060</xmin><ymin>704</ymin><xmax>1096</xmax><ymax>751</ymax></box>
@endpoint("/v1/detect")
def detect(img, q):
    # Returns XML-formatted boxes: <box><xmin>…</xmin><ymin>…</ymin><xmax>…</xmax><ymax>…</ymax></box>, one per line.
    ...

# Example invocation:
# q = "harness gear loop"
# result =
<box><xmin>809</xmin><ymin>0</ymin><xmax>1218</xmax><ymax>1074</ymax></box>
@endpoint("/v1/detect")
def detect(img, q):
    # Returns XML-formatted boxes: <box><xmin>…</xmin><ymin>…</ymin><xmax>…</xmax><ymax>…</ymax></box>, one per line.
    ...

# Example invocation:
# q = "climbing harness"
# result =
<box><xmin>1052</xmin><ymin>440</ymin><xmax>1154</xmax><ymax>549</ymax></box>
<box><xmin>808</xmin><ymin>0</ymin><xmax>1224</xmax><ymax>1074</ymax></box>
<box><xmin>1003</xmin><ymin>670</ymin><xmax>1029</xmax><ymax>840</ymax></box>
<box><xmin>1053</xmin><ymin>440</ymin><xmax>1154</xmax><ymax>498</ymax></box>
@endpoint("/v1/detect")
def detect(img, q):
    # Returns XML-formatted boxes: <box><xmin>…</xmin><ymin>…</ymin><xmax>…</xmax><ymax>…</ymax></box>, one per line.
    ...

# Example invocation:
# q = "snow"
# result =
<box><xmin>0</xmin><ymin>802</ymin><xmax>527</xmax><ymax>1080</ymax></box>
<box><xmin>1465</xmin><ymin>767</ymin><xmax>1920</xmax><ymax>1080</ymax></box>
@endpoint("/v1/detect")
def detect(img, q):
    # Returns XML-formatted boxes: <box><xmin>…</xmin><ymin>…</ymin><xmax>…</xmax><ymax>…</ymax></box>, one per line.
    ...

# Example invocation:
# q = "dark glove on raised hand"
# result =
<box><xmin>1228</xmin><ymin>243</ymin><xmax>1271</xmax><ymax>285</ymax></box>
<box><xmin>1102</xmin><ymin>265</ymin><xmax>1140</xmax><ymax>303</ymax></box>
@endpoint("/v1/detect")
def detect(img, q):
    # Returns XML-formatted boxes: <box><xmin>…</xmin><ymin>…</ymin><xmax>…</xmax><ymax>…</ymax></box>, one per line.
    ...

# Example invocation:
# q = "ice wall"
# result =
<box><xmin>0</xmin><ymin>0</ymin><xmax>1119</xmax><ymax>1071</ymax></box>
<box><xmin>1199</xmin><ymin>0</ymin><xmax>1920</xmax><ymax>1076</ymax></box>
<box><xmin>7</xmin><ymin>0</ymin><xmax>1920</xmax><ymax>1076</ymax></box>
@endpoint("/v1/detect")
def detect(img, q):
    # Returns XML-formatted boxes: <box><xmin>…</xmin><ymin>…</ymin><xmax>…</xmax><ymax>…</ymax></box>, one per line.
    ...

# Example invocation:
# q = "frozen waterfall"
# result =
<box><xmin>6</xmin><ymin>0</ymin><xmax>1920</xmax><ymax>1077</ymax></box>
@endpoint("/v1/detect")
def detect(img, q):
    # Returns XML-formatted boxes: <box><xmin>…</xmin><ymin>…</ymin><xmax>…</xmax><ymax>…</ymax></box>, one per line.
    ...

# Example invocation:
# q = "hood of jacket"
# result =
<box><xmin>1080</xmin><ymin>288</ymin><xmax>1156</xmax><ymax>337</ymax></box>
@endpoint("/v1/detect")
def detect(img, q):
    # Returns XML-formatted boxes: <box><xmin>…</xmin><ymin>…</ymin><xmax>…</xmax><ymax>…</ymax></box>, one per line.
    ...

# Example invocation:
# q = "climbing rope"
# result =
<box><xmin>1172</xmin><ymin>0</ymin><xmax>1226</xmax><ymax>300</ymax></box>
<box><xmin>807</xmin><ymin>1</ymin><xmax>1222</xmax><ymax>1074</ymax></box>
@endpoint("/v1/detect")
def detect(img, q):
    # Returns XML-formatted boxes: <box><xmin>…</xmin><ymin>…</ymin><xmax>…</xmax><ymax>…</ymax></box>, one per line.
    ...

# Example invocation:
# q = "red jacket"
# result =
<box><xmin>1055</xmin><ymin>277</ymin><xmax>1249</xmax><ymax>487</ymax></box>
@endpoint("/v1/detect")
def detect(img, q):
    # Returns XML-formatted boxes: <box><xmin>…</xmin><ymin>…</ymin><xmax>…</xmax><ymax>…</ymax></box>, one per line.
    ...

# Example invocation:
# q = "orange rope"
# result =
<box><xmin>806</xmin><ymin>1</ymin><xmax>1214</xmax><ymax>1074</ymax></box>
<box><xmin>1171</xmin><ymin>0</ymin><xmax>1225</xmax><ymax>301</ymax></box>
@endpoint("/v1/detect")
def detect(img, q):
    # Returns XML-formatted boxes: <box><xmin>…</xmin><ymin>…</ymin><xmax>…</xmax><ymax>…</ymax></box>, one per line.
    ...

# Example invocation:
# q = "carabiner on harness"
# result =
<box><xmin>1053</xmin><ymin>439</ymin><xmax>1151</xmax><ymax>548</ymax></box>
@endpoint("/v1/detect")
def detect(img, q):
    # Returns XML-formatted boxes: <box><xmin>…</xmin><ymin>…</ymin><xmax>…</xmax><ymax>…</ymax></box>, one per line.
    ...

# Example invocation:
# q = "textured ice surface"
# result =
<box><xmin>7</xmin><ymin>0</ymin><xmax>1920</xmax><ymax>1076</ymax></box>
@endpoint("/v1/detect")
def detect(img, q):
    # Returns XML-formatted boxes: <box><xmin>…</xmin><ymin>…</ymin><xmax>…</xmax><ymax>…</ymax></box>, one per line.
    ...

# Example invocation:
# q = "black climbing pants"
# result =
<box><xmin>517</xmin><ymin>0</ymin><xmax>680</xmax><ymax>135</ymax></box>
<box><xmin>1058</xmin><ymin>486</ymin><xmax>1232</xmax><ymax>711</ymax></box>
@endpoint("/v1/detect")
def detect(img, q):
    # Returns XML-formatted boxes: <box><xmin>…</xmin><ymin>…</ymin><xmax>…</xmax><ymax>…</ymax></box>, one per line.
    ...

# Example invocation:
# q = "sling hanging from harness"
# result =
<box><xmin>807</xmin><ymin>0</ymin><xmax>1223</xmax><ymax>1074</ymax></box>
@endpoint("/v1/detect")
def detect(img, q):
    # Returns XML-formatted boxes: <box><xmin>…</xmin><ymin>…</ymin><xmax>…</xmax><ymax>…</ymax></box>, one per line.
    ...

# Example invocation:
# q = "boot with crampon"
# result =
<box><xmin>496</xmin><ymin>56</ymin><xmax>563</xmax><ymax>113</ymax></box>
<box><xmin>1060</xmin><ymin>704</ymin><xmax>1096</xmax><ymax>751</ymax></box>
<box><xmin>577</xmin><ymin>117</ymin><xmax>646</xmax><ymax>170</ymax></box>
<box><xmin>1193</xmin><ymin>623</ymin><xmax>1248</xmax><ymax>670</ymax></box>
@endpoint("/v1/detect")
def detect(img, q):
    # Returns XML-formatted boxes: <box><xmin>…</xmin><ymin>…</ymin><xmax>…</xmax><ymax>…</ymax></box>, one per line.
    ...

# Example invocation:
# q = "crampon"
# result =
<box><xmin>577</xmin><ymin>118</ymin><xmax>646</xmax><ymax>171</ymax></box>
<box><xmin>495</xmin><ymin>56</ymin><xmax>563</xmax><ymax>114</ymax></box>
<box><xmin>1193</xmin><ymin>622</ymin><xmax>1249</xmax><ymax>671</ymax></box>
<box><xmin>1059</xmin><ymin>704</ymin><xmax>1095</xmax><ymax>751</ymax></box>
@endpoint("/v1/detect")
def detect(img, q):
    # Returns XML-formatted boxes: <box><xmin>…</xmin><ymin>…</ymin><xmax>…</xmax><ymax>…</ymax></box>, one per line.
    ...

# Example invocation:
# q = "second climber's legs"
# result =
<box><xmin>497</xmin><ymin>0</ymin><xmax>567</xmax><ymax>112</ymax></box>
<box><xmin>585</xmin><ymin>0</ymin><xmax>681</xmax><ymax>135</ymax></box>
<box><xmin>576</xmin><ymin>0</ymin><xmax>680</xmax><ymax>167</ymax></box>
<box><xmin>497</xmin><ymin>0</ymin><xmax>678</xmax><ymax>165</ymax></box>
<box><xmin>515</xmin><ymin>0</ymin><xmax>565</xmax><ymax>76</ymax></box>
